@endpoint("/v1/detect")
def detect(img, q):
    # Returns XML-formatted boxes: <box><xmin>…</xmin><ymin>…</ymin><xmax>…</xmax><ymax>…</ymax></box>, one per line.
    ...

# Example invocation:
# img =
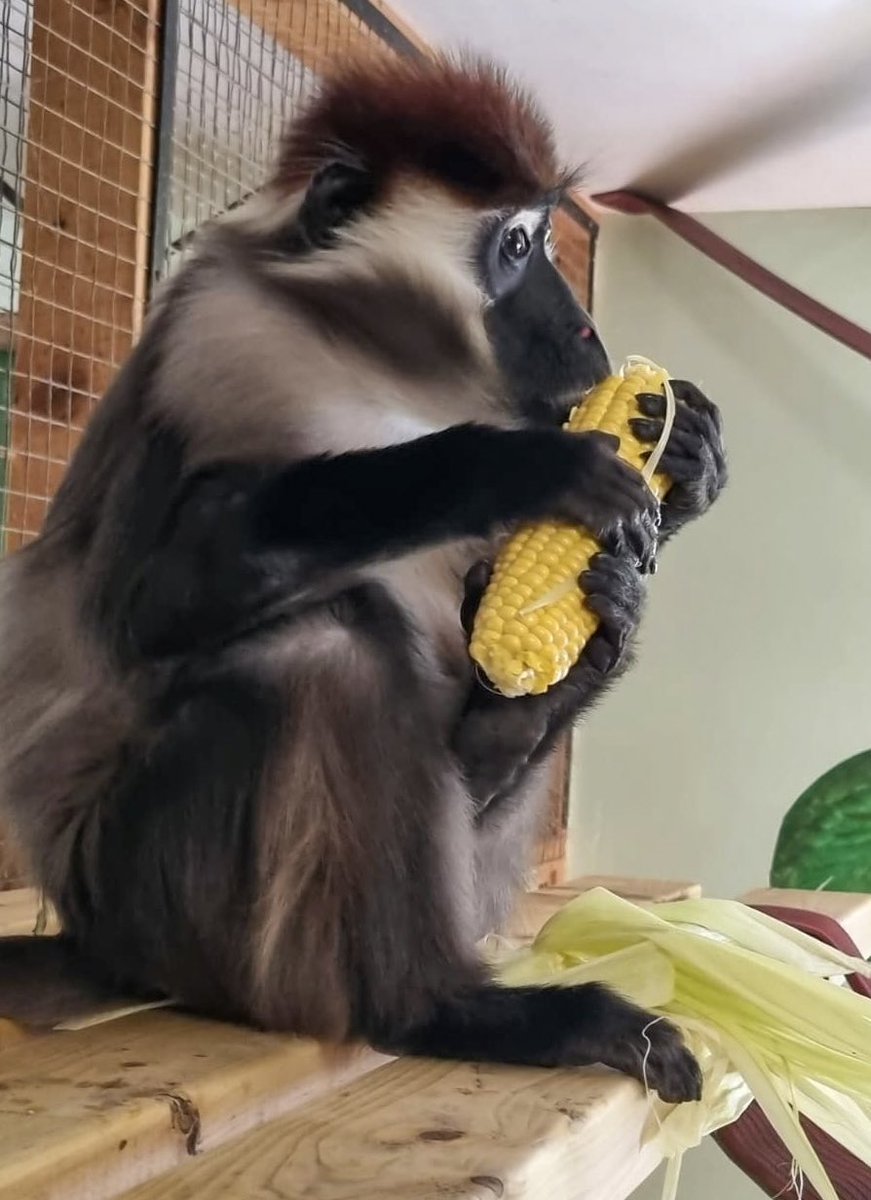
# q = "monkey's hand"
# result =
<box><xmin>630</xmin><ymin>380</ymin><xmax>726</xmax><ymax>542</ymax></box>
<box><xmin>554</xmin><ymin>431</ymin><xmax>660</xmax><ymax>571</ymax></box>
<box><xmin>574</xmin><ymin>549</ymin><xmax>645</xmax><ymax>680</ymax></box>
<box><xmin>454</xmin><ymin>551</ymin><xmax>644</xmax><ymax>813</ymax></box>
<box><xmin>456</xmin><ymin>560</ymin><xmax>549</xmax><ymax>811</ymax></box>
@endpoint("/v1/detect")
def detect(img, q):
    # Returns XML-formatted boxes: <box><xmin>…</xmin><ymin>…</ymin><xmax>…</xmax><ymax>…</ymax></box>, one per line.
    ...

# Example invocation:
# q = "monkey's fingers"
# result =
<box><xmin>460</xmin><ymin>560</ymin><xmax>492</xmax><ymax>639</ymax></box>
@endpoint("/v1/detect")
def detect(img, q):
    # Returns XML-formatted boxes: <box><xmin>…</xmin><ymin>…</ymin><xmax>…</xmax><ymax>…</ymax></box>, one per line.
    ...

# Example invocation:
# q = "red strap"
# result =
<box><xmin>592</xmin><ymin>190</ymin><xmax>871</xmax><ymax>364</ymax></box>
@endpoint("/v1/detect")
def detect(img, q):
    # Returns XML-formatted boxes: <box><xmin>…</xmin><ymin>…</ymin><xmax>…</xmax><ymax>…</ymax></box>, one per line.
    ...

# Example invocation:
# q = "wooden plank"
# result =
<box><xmin>0</xmin><ymin>886</ymin><xmax>663</xmax><ymax>1200</ymax></box>
<box><xmin>367</xmin><ymin>0</ymin><xmax>432</xmax><ymax>56</ymax></box>
<box><xmin>0</xmin><ymin>887</ymin><xmax>55</xmax><ymax>937</ymax></box>
<box><xmin>0</xmin><ymin>1011</ymin><xmax>386</xmax><ymax>1200</ymax></box>
<box><xmin>740</xmin><ymin>887</ymin><xmax>871</xmax><ymax>957</ymax></box>
<box><xmin>225</xmin><ymin>0</ymin><xmax>395</xmax><ymax>75</ymax></box>
<box><xmin>133</xmin><ymin>0</ymin><xmax>160</xmax><ymax>340</ymax></box>
<box><xmin>118</xmin><ymin>1056</ymin><xmax>662</xmax><ymax>1200</ymax></box>
<box><xmin>226</xmin><ymin>0</ymin><xmax>432</xmax><ymax>73</ymax></box>
<box><xmin>506</xmin><ymin>876</ymin><xmax>706</xmax><ymax>941</ymax></box>
<box><xmin>559</xmin><ymin>876</ymin><xmax>703</xmax><ymax>903</ymax></box>
<box><xmin>505</xmin><ymin>888</ymin><xmax>576</xmax><ymax>940</ymax></box>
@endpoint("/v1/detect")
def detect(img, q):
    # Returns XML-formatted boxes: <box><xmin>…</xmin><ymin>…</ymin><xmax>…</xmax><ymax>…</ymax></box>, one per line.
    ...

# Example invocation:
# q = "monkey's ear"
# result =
<box><xmin>298</xmin><ymin>160</ymin><xmax>376</xmax><ymax>247</ymax></box>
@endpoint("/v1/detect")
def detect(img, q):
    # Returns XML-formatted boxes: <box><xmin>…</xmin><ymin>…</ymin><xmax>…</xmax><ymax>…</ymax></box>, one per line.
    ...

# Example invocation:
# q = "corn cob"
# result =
<box><xmin>469</xmin><ymin>357</ymin><xmax>674</xmax><ymax>698</ymax></box>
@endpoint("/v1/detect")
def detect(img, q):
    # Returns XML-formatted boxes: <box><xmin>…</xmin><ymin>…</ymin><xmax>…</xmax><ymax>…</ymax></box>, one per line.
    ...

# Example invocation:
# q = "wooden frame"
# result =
<box><xmin>222</xmin><ymin>0</ymin><xmax>425</xmax><ymax>73</ymax></box>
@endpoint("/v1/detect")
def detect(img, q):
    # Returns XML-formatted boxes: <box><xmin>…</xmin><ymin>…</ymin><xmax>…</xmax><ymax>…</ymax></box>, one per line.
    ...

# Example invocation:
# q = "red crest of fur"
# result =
<box><xmin>276</xmin><ymin>54</ymin><xmax>574</xmax><ymax>209</ymax></box>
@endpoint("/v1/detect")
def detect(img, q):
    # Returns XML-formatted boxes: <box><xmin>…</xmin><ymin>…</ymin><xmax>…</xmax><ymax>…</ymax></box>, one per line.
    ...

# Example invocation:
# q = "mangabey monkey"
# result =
<box><xmin>0</xmin><ymin>56</ymin><xmax>725</xmax><ymax>1100</ymax></box>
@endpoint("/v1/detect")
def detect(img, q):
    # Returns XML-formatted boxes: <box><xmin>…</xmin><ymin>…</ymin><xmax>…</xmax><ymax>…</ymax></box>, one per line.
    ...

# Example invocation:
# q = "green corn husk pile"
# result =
<box><xmin>486</xmin><ymin>888</ymin><xmax>871</xmax><ymax>1200</ymax></box>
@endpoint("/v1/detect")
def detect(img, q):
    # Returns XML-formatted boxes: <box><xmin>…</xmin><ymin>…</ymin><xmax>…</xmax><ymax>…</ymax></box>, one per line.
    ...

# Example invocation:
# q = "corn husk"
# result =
<box><xmin>487</xmin><ymin>889</ymin><xmax>871</xmax><ymax>1200</ymax></box>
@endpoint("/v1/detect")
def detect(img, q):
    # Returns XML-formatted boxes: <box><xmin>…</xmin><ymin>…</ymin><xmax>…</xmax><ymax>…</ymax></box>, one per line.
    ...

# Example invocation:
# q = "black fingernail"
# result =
<box><xmin>638</xmin><ymin>394</ymin><xmax>665</xmax><ymax>417</ymax></box>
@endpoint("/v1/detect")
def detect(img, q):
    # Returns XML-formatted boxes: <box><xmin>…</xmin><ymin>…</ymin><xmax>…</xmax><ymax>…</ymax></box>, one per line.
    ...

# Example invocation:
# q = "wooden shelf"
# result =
<box><xmin>117</xmin><ymin>1056</ymin><xmax>662</xmax><ymax>1200</ymax></box>
<box><xmin>0</xmin><ymin>886</ymin><xmax>668</xmax><ymax>1200</ymax></box>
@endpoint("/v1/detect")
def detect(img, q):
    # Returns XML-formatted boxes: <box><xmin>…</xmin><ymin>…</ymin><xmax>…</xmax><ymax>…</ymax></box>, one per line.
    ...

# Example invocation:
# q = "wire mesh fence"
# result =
<box><xmin>1</xmin><ymin>0</ymin><xmax>162</xmax><ymax>553</ymax></box>
<box><xmin>0</xmin><ymin>0</ymin><xmax>596</xmax><ymax>890</ymax></box>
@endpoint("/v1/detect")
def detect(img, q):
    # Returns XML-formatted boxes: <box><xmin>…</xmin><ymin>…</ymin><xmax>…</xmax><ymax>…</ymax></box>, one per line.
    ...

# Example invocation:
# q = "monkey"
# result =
<box><xmin>0</xmin><ymin>55</ymin><xmax>725</xmax><ymax>1102</ymax></box>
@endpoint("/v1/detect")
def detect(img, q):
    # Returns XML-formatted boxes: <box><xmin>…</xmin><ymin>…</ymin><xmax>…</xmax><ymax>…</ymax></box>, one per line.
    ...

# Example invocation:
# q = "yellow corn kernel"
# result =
<box><xmin>469</xmin><ymin>357</ymin><xmax>673</xmax><ymax>698</ymax></box>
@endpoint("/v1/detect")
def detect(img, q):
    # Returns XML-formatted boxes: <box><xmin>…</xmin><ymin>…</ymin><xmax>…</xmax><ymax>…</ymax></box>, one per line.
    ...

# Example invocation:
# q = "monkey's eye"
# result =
<box><xmin>500</xmin><ymin>225</ymin><xmax>532</xmax><ymax>262</ymax></box>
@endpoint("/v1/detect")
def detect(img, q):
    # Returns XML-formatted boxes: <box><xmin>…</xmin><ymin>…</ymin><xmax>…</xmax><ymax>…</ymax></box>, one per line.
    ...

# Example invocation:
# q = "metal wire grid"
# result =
<box><xmin>154</xmin><ymin>0</ymin><xmax>396</xmax><ymax>280</ymax></box>
<box><xmin>157</xmin><ymin>0</ymin><xmax>313</xmax><ymax>279</ymax></box>
<box><xmin>0</xmin><ymin>0</ymin><xmax>160</xmax><ymax>553</ymax></box>
<box><xmin>1</xmin><ymin>0</ymin><xmax>31</xmax><ymax>547</ymax></box>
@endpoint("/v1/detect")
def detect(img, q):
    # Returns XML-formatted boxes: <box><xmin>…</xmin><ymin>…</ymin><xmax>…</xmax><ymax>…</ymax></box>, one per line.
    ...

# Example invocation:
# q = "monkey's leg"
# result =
<box><xmin>378</xmin><ymin>980</ymin><xmax>701</xmax><ymax>1104</ymax></box>
<box><xmin>349</xmin><ymin>735</ymin><xmax>701</xmax><ymax>1104</ymax></box>
<box><xmin>289</xmin><ymin>596</ymin><xmax>701</xmax><ymax>1104</ymax></box>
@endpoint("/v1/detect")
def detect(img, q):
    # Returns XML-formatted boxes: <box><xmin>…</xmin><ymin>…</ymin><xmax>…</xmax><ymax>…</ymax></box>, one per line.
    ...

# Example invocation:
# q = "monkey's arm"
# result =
<box><xmin>454</xmin><ymin>381</ymin><xmax>725</xmax><ymax>809</ymax></box>
<box><xmin>105</xmin><ymin>424</ymin><xmax>656</xmax><ymax>659</ymax></box>
<box><xmin>632</xmin><ymin>380</ymin><xmax>726</xmax><ymax>543</ymax></box>
<box><xmin>454</xmin><ymin>552</ymin><xmax>644</xmax><ymax>811</ymax></box>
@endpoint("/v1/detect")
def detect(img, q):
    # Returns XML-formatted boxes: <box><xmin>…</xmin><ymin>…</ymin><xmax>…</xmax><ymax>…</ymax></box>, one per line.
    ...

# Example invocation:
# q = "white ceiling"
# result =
<box><xmin>392</xmin><ymin>0</ymin><xmax>871</xmax><ymax>212</ymax></box>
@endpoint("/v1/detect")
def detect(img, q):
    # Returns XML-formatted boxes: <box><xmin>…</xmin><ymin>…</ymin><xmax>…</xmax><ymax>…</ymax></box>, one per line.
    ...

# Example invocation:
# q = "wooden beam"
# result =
<box><xmin>133</xmin><ymin>0</ymin><xmax>161</xmax><ymax>340</ymax></box>
<box><xmin>365</xmin><ymin>0</ymin><xmax>433</xmax><ymax>57</ymax></box>
<box><xmin>0</xmin><ymin>1011</ymin><xmax>385</xmax><ymax>1200</ymax></box>
<box><xmin>0</xmin><ymin>887</ymin><xmax>56</xmax><ymax>937</ymax></box>
<box><xmin>117</xmin><ymin>1055</ymin><xmax>663</xmax><ymax>1200</ymax></box>
<box><xmin>224</xmin><ymin>0</ymin><xmax>400</xmax><ymax>75</ymax></box>
<box><xmin>1</xmin><ymin>887</ymin><xmax>667</xmax><ymax>1200</ymax></box>
<box><xmin>6</xmin><ymin>0</ymin><xmax>159</xmax><ymax>551</ymax></box>
<box><xmin>559</xmin><ymin>876</ymin><xmax>703</xmax><ymax>903</ymax></box>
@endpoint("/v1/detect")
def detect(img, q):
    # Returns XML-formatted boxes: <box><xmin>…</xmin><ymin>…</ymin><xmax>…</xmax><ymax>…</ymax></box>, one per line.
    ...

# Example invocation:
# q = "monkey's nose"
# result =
<box><xmin>579</xmin><ymin>325</ymin><xmax>593</xmax><ymax>340</ymax></box>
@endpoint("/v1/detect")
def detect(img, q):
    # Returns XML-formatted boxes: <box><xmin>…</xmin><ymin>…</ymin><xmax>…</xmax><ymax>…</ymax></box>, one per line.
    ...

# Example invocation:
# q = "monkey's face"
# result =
<box><xmin>478</xmin><ymin>208</ymin><xmax>610</xmax><ymax>428</ymax></box>
<box><xmin>272</xmin><ymin>158</ymin><xmax>607</xmax><ymax>432</ymax></box>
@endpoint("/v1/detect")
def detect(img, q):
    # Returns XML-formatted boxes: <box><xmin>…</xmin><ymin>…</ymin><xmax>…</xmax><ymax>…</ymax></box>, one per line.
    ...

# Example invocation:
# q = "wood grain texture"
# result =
<box><xmin>118</xmin><ymin>1056</ymin><xmax>662</xmax><ymax>1200</ymax></box>
<box><xmin>0</xmin><ymin>887</ymin><xmax>668</xmax><ymax>1200</ymax></box>
<box><xmin>0</xmin><ymin>1011</ymin><xmax>385</xmax><ymax>1200</ymax></box>
<box><xmin>225</xmin><ymin>0</ymin><xmax>394</xmax><ymax>75</ymax></box>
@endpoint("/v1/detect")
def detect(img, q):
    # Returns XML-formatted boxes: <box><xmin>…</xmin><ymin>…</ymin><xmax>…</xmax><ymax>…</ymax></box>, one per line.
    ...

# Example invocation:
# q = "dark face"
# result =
<box><xmin>479</xmin><ymin>209</ymin><xmax>610</xmax><ymax>426</ymax></box>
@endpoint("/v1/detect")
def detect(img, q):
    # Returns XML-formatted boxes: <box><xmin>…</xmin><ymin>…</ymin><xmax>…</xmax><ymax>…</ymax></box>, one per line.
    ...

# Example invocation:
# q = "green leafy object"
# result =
<box><xmin>771</xmin><ymin>749</ymin><xmax>871</xmax><ymax>892</ymax></box>
<box><xmin>494</xmin><ymin>889</ymin><xmax>871</xmax><ymax>1200</ymax></box>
